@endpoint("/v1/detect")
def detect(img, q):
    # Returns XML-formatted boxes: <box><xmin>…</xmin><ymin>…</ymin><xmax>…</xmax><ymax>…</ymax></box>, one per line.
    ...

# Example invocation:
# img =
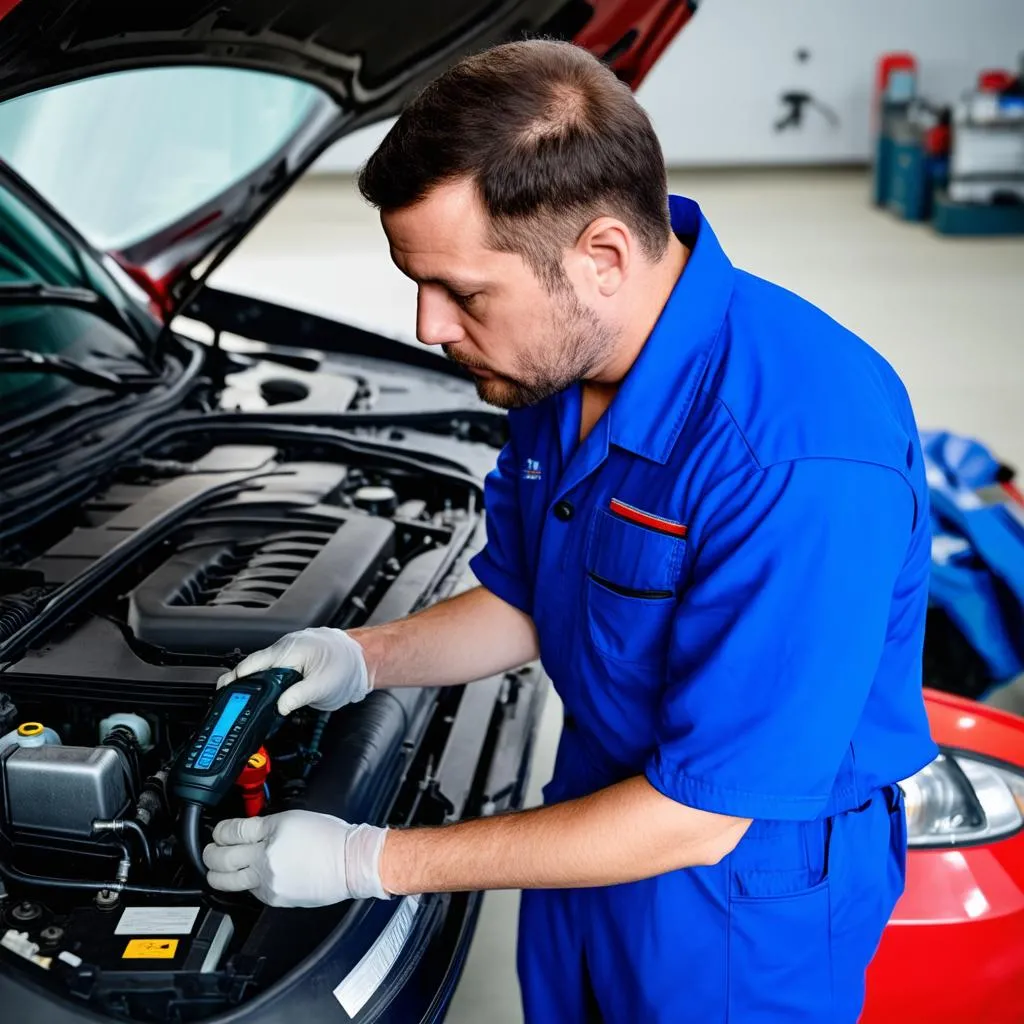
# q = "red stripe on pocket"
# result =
<box><xmin>609</xmin><ymin>498</ymin><xmax>688</xmax><ymax>537</ymax></box>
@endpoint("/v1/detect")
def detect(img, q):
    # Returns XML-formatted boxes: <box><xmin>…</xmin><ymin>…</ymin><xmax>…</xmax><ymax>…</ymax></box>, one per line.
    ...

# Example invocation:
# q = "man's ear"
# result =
<box><xmin>576</xmin><ymin>217</ymin><xmax>631</xmax><ymax>297</ymax></box>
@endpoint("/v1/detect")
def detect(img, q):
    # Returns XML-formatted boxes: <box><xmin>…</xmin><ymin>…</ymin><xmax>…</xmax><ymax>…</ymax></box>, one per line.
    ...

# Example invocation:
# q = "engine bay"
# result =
<box><xmin>0</xmin><ymin>430</ymin><xmax>497</xmax><ymax>1021</ymax></box>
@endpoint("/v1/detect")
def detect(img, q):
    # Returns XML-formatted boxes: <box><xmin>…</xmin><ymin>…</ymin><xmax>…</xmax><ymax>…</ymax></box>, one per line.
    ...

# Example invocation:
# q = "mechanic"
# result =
<box><xmin>205</xmin><ymin>40</ymin><xmax>939</xmax><ymax>1022</ymax></box>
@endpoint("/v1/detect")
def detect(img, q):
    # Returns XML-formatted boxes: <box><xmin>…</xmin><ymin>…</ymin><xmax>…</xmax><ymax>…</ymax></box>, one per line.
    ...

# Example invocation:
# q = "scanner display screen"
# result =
<box><xmin>196</xmin><ymin>692</ymin><xmax>251</xmax><ymax>770</ymax></box>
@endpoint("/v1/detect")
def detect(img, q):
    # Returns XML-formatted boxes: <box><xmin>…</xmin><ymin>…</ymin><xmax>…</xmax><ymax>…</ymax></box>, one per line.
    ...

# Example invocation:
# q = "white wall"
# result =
<box><xmin>313</xmin><ymin>0</ymin><xmax>1024</xmax><ymax>172</ymax></box>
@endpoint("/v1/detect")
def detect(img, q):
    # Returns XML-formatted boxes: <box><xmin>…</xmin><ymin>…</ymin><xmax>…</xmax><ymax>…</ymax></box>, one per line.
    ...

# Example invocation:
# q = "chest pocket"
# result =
<box><xmin>584</xmin><ymin>506</ymin><xmax>686</xmax><ymax>664</ymax></box>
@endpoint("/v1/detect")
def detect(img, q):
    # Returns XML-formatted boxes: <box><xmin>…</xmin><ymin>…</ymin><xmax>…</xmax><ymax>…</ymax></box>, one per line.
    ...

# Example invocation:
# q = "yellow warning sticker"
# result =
<box><xmin>122</xmin><ymin>938</ymin><xmax>178</xmax><ymax>959</ymax></box>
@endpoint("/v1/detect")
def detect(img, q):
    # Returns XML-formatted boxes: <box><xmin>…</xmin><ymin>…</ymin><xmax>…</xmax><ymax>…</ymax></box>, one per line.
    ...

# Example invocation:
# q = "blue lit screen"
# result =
<box><xmin>196</xmin><ymin>692</ymin><xmax>250</xmax><ymax>769</ymax></box>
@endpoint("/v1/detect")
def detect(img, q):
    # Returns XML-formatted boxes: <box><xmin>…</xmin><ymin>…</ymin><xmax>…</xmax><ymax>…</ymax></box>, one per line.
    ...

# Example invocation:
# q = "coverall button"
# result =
<box><xmin>553</xmin><ymin>500</ymin><xmax>574</xmax><ymax>521</ymax></box>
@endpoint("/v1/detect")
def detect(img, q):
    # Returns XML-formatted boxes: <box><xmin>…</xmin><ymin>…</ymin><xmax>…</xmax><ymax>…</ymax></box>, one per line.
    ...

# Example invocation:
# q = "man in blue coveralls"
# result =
<box><xmin>205</xmin><ymin>40</ymin><xmax>939</xmax><ymax>1021</ymax></box>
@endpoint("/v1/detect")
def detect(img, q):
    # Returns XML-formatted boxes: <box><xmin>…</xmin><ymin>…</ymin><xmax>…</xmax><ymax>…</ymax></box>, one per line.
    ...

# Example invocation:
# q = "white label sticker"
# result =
<box><xmin>333</xmin><ymin>896</ymin><xmax>421</xmax><ymax>1018</ymax></box>
<box><xmin>114</xmin><ymin>906</ymin><xmax>200</xmax><ymax>936</ymax></box>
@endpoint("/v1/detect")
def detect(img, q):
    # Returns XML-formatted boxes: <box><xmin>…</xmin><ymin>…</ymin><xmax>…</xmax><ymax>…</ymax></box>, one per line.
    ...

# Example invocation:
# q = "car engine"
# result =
<box><xmin>0</xmin><ymin>428</ymin><xmax>504</xmax><ymax>1021</ymax></box>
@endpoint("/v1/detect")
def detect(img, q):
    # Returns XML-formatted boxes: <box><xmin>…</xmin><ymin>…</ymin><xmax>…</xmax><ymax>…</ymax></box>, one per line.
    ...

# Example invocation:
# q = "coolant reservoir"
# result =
<box><xmin>99</xmin><ymin>712</ymin><xmax>152</xmax><ymax>751</ymax></box>
<box><xmin>0</xmin><ymin>722</ymin><xmax>62</xmax><ymax>753</ymax></box>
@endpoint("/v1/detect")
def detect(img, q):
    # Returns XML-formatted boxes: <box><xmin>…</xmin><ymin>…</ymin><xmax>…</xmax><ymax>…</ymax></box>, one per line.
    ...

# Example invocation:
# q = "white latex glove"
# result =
<box><xmin>202</xmin><ymin>810</ymin><xmax>391</xmax><ymax>907</ymax></box>
<box><xmin>216</xmin><ymin>627</ymin><xmax>372</xmax><ymax>717</ymax></box>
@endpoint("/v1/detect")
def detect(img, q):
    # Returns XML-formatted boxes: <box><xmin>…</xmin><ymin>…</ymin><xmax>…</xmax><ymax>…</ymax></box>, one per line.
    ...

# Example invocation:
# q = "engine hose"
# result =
<box><xmin>303</xmin><ymin>712</ymin><xmax>329</xmax><ymax>779</ymax></box>
<box><xmin>102</xmin><ymin>726</ymin><xmax>142</xmax><ymax>802</ymax></box>
<box><xmin>0</xmin><ymin>857</ymin><xmax>202</xmax><ymax>897</ymax></box>
<box><xmin>0</xmin><ymin>589</ymin><xmax>49</xmax><ymax>642</ymax></box>
<box><xmin>181</xmin><ymin>801</ymin><xmax>206</xmax><ymax>880</ymax></box>
<box><xmin>135</xmin><ymin>774</ymin><xmax>167</xmax><ymax>828</ymax></box>
<box><xmin>92</xmin><ymin>818</ymin><xmax>153</xmax><ymax>874</ymax></box>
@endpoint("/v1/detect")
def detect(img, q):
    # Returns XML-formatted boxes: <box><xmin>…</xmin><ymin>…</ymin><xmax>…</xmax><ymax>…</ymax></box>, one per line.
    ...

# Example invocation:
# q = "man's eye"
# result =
<box><xmin>451</xmin><ymin>291</ymin><xmax>478</xmax><ymax>309</ymax></box>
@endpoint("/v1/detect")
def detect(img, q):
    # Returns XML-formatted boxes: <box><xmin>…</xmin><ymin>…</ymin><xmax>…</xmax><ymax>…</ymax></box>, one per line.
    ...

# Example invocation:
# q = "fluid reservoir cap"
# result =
<box><xmin>4</xmin><ymin>722</ymin><xmax>60</xmax><ymax>749</ymax></box>
<box><xmin>353</xmin><ymin>485</ymin><xmax>398</xmax><ymax>517</ymax></box>
<box><xmin>99</xmin><ymin>712</ymin><xmax>153</xmax><ymax>751</ymax></box>
<box><xmin>15</xmin><ymin>721</ymin><xmax>57</xmax><ymax>748</ymax></box>
<box><xmin>247</xmin><ymin>751</ymin><xmax>268</xmax><ymax>770</ymax></box>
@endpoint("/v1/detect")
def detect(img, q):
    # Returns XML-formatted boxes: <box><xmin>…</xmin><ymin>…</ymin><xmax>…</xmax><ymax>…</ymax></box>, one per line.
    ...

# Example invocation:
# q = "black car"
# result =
<box><xmin>0</xmin><ymin>2</ymin><xmax>692</xmax><ymax>1021</ymax></box>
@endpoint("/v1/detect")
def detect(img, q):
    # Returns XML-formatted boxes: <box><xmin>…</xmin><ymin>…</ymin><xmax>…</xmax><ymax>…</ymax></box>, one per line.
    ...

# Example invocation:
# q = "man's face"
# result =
<box><xmin>382</xmin><ymin>178</ymin><xmax>617</xmax><ymax>409</ymax></box>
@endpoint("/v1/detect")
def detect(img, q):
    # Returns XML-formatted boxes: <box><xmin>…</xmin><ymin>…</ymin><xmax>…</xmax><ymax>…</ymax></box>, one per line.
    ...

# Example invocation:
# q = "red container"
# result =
<box><xmin>978</xmin><ymin>69</ymin><xmax>1016</xmax><ymax>93</ymax></box>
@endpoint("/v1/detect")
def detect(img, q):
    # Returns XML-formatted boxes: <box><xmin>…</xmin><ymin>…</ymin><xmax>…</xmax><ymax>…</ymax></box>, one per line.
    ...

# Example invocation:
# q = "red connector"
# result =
<box><xmin>235</xmin><ymin>747</ymin><xmax>271</xmax><ymax>817</ymax></box>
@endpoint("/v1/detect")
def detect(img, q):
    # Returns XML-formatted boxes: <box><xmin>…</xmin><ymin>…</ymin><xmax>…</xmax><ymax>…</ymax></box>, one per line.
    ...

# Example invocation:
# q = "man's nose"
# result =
<box><xmin>416</xmin><ymin>289</ymin><xmax>464</xmax><ymax>347</ymax></box>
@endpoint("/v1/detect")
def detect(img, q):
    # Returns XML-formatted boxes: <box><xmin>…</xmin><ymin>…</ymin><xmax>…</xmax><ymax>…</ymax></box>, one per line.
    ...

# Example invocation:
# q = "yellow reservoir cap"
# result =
<box><xmin>247</xmin><ymin>752</ymin><xmax>267</xmax><ymax>770</ymax></box>
<box><xmin>17</xmin><ymin>722</ymin><xmax>43</xmax><ymax>737</ymax></box>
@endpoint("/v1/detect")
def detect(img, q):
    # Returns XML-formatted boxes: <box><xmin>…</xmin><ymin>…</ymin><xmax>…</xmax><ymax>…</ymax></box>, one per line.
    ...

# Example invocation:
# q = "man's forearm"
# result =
<box><xmin>379</xmin><ymin>776</ymin><xmax>751</xmax><ymax>894</ymax></box>
<box><xmin>350</xmin><ymin>585</ymin><xmax>539</xmax><ymax>689</ymax></box>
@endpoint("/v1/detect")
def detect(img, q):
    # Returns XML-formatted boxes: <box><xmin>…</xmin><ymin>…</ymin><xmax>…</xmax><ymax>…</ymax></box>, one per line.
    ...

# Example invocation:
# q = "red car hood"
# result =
<box><xmin>0</xmin><ymin>0</ymin><xmax>696</xmax><ymax>318</ymax></box>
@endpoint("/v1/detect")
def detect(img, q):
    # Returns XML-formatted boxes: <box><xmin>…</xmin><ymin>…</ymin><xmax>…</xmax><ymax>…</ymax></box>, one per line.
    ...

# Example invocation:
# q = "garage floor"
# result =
<box><xmin>210</xmin><ymin>169</ymin><xmax>1024</xmax><ymax>1023</ymax></box>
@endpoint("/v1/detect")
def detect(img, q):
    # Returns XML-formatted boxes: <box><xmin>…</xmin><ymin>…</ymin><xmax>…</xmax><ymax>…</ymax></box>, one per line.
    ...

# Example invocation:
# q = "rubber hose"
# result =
<box><xmin>181</xmin><ymin>801</ymin><xmax>206</xmax><ymax>880</ymax></box>
<box><xmin>120</xmin><ymin>819</ymin><xmax>153</xmax><ymax>873</ymax></box>
<box><xmin>0</xmin><ymin>858</ymin><xmax>202</xmax><ymax>897</ymax></box>
<box><xmin>102</xmin><ymin>727</ymin><xmax>141</xmax><ymax>802</ymax></box>
<box><xmin>135</xmin><ymin>769</ymin><xmax>169</xmax><ymax>828</ymax></box>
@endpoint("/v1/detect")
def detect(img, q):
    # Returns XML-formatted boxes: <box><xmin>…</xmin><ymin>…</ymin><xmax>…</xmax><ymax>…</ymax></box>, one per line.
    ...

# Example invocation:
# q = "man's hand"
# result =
<box><xmin>202</xmin><ymin>810</ymin><xmax>391</xmax><ymax>907</ymax></box>
<box><xmin>216</xmin><ymin>627</ymin><xmax>372</xmax><ymax>716</ymax></box>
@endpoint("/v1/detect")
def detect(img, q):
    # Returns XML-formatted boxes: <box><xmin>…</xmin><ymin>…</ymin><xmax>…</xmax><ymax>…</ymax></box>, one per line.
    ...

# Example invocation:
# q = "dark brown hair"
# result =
<box><xmin>357</xmin><ymin>39</ymin><xmax>671</xmax><ymax>290</ymax></box>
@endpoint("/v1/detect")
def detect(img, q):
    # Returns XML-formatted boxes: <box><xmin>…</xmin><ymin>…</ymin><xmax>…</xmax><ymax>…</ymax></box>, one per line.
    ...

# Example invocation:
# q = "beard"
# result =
<box><xmin>444</xmin><ymin>291</ymin><xmax>618</xmax><ymax>410</ymax></box>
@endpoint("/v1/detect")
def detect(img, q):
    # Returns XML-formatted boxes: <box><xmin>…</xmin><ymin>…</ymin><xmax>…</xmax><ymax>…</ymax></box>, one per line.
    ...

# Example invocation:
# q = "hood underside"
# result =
<box><xmin>0</xmin><ymin>0</ymin><xmax>574</xmax><ymax>109</ymax></box>
<box><xmin>0</xmin><ymin>0</ymin><xmax>694</xmax><ymax>103</ymax></box>
<box><xmin>0</xmin><ymin>1</ymin><xmax>573</xmax><ymax>107</ymax></box>
<box><xmin>0</xmin><ymin>0</ymin><xmax>695</xmax><ymax>317</ymax></box>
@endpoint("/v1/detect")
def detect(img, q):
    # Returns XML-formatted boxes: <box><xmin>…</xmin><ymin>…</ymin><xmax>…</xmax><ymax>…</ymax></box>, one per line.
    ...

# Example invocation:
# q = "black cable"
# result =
<box><xmin>181</xmin><ymin>801</ymin><xmax>206</xmax><ymax>880</ymax></box>
<box><xmin>303</xmin><ymin>712</ymin><xmax>329</xmax><ymax>780</ymax></box>
<box><xmin>0</xmin><ymin>858</ymin><xmax>201</xmax><ymax>896</ymax></box>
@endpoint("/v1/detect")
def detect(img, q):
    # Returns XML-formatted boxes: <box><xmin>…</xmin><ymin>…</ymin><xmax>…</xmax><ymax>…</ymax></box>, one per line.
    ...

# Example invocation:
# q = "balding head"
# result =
<box><xmin>358</xmin><ymin>39</ymin><xmax>671</xmax><ymax>291</ymax></box>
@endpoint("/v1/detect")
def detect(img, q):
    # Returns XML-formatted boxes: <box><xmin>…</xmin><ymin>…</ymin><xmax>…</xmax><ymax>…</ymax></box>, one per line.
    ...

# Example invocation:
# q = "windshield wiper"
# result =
<box><xmin>0</xmin><ymin>282</ymin><xmax>155</xmax><ymax>360</ymax></box>
<box><xmin>0</xmin><ymin>347</ymin><xmax>158</xmax><ymax>392</ymax></box>
<box><xmin>0</xmin><ymin>281</ymin><xmax>105</xmax><ymax>311</ymax></box>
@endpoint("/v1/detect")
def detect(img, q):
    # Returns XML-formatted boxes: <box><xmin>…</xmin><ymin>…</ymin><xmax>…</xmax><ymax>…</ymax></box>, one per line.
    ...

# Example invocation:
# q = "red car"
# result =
<box><xmin>865</xmin><ymin>689</ymin><xmax>1024</xmax><ymax>1024</ymax></box>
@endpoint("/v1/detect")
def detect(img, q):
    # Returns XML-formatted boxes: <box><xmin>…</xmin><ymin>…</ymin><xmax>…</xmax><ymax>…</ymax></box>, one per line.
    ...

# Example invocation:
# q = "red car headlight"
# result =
<box><xmin>900</xmin><ymin>752</ymin><xmax>1024</xmax><ymax>848</ymax></box>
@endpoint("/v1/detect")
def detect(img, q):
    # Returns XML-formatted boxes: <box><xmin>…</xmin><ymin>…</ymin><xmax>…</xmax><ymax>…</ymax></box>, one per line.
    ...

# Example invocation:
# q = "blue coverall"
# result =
<box><xmin>469</xmin><ymin>196</ymin><xmax>939</xmax><ymax>1022</ymax></box>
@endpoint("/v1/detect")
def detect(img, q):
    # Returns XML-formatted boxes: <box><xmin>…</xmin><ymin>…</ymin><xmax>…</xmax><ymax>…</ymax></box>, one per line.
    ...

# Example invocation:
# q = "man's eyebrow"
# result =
<box><xmin>418</xmin><ymin>275</ymin><xmax>486</xmax><ymax>293</ymax></box>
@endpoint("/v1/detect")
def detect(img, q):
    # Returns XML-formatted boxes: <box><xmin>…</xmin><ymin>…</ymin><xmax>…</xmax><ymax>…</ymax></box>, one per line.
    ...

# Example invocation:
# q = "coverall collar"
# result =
<box><xmin>608</xmin><ymin>195</ymin><xmax>735</xmax><ymax>464</ymax></box>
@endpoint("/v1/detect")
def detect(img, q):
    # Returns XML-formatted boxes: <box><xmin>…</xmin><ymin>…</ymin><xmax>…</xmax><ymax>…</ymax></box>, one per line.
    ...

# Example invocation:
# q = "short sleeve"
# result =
<box><xmin>469</xmin><ymin>437</ymin><xmax>533</xmax><ymax>616</ymax></box>
<box><xmin>645</xmin><ymin>457</ymin><xmax>916</xmax><ymax>820</ymax></box>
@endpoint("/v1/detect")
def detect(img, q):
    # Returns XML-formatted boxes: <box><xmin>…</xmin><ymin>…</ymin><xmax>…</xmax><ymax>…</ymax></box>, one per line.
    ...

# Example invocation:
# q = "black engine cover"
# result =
<box><xmin>2</xmin><ymin>451</ymin><xmax>404</xmax><ymax>708</ymax></box>
<box><xmin>128</xmin><ymin>508</ymin><xmax>395</xmax><ymax>655</ymax></box>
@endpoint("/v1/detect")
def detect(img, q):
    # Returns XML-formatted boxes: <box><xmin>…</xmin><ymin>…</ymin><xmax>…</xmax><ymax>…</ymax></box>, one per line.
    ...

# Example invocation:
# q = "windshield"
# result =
<box><xmin>0</xmin><ymin>173</ymin><xmax>143</xmax><ymax>417</ymax></box>
<box><xmin>0</xmin><ymin>176</ymin><xmax>86</xmax><ymax>287</ymax></box>
<box><xmin>0</xmin><ymin>66</ymin><xmax>323</xmax><ymax>251</ymax></box>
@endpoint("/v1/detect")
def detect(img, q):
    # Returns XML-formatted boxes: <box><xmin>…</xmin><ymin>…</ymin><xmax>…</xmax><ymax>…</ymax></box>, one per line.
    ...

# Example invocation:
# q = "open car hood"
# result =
<box><xmin>0</xmin><ymin>0</ymin><xmax>696</xmax><ymax>319</ymax></box>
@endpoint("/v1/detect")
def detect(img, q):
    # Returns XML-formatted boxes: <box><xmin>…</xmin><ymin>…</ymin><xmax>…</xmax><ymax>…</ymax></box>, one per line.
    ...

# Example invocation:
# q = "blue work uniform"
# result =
<box><xmin>469</xmin><ymin>195</ymin><xmax>938</xmax><ymax>1023</ymax></box>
